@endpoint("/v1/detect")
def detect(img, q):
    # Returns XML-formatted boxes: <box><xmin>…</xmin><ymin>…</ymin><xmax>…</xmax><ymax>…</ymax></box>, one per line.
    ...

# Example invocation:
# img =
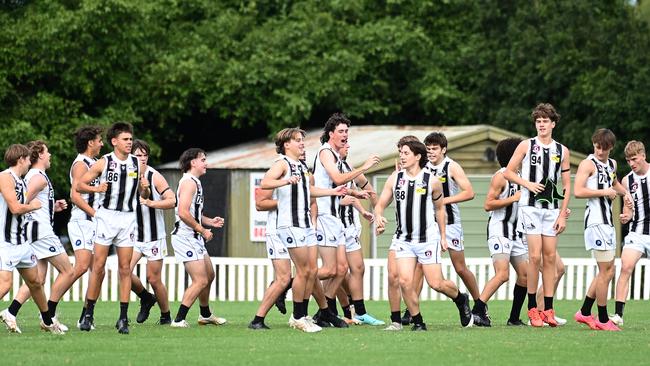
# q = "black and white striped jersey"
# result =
<box><xmin>487</xmin><ymin>168</ymin><xmax>520</xmax><ymax>240</ymax></box>
<box><xmin>584</xmin><ymin>155</ymin><xmax>616</xmax><ymax>228</ymax></box>
<box><xmin>0</xmin><ymin>169</ymin><xmax>27</xmax><ymax>245</ymax></box>
<box><xmin>313</xmin><ymin>142</ymin><xmax>340</xmax><ymax>217</ymax></box>
<box><xmin>338</xmin><ymin>160</ymin><xmax>360</xmax><ymax>230</ymax></box>
<box><xmin>519</xmin><ymin>137</ymin><xmax>565</xmax><ymax>209</ymax></box>
<box><xmin>626</xmin><ymin>170</ymin><xmax>650</xmax><ymax>235</ymax></box>
<box><xmin>136</xmin><ymin>166</ymin><xmax>167</xmax><ymax>243</ymax></box>
<box><xmin>425</xmin><ymin>157</ymin><xmax>461</xmax><ymax>225</ymax></box>
<box><xmin>99</xmin><ymin>152</ymin><xmax>140</xmax><ymax>212</ymax></box>
<box><xmin>393</xmin><ymin>169</ymin><xmax>439</xmax><ymax>243</ymax></box>
<box><xmin>276</xmin><ymin>155</ymin><xmax>311</xmax><ymax>229</ymax></box>
<box><xmin>69</xmin><ymin>154</ymin><xmax>100</xmax><ymax>221</ymax></box>
<box><xmin>23</xmin><ymin>169</ymin><xmax>55</xmax><ymax>242</ymax></box>
<box><xmin>172</xmin><ymin>173</ymin><xmax>204</xmax><ymax>239</ymax></box>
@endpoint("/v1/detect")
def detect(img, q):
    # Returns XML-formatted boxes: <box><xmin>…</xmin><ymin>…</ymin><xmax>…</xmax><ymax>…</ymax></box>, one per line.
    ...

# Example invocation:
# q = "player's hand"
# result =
<box><xmin>201</xmin><ymin>228</ymin><xmax>214</xmax><ymax>241</ymax></box>
<box><xmin>139</xmin><ymin>196</ymin><xmax>152</xmax><ymax>207</ymax></box>
<box><xmin>286</xmin><ymin>175</ymin><xmax>301</xmax><ymax>185</ymax></box>
<box><xmin>375</xmin><ymin>215</ymin><xmax>387</xmax><ymax>235</ymax></box>
<box><xmin>361</xmin><ymin>155</ymin><xmax>381</xmax><ymax>172</ymax></box>
<box><xmin>209</xmin><ymin>216</ymin><xmax>225</xmax><ymax>228</ymax></box>
<box><xmin>54</xmin><ymin>199</ymin><xmax>68</xmax><ymax>212</ymax></box>
<box><xmin>440</xmin><ymin>238</ymin><xmax>448</xmax><ymax>252</ymax></box>
<box><xmin>339</xmin><ymin>195</ymin><xmax>356</xmax><ymax>206</ymax></box>
<box><xmin>95</xmin><ymin>182</ymin><xmax>109</xmax><ymax>193</ymax></box>
<box><xmin>563</xmin><ymin>208</ymin><xmax>571</xmax><ymax>219</ymax></box>
<box><xmin>624</xmin><ymin>192</ymin><xmax>634</xmax><ymax>209</ymax></box>
<box><xmin>333</xmin><ymin>185</ymin><xmax>348</xmax><ymax>196</ymax></box>
<box><xmin>512</xmin><ymin>191</ymin><xmax>522</xmax><ymax>202</ymax></box>
<box><xmin>140</xmin><ymin>174</ymin><xmax>150</xmax><ymax>190</ymax></box>
<box><xmin>604</xmin><ymin>187</ymin><xmax>617</xmax><ymax>200</ymax></box>
<box><xmin>620</xmin><ymin>211</ymin><xmax>632</xmax><ymax>225</ymax></box>
<box><xmin>554</xmin><ymin>216</ymin><xmax>567</xmax><ymax>235</ymax></box>
<box><xmin>29</xmin><ymin>199</ymin><xmax>41</xmax><ymax>211</ymax></box>
<box><xmin>351</xmin><ymin>190</ymin><xmax>370</xmax><ymax>200</ymax></box>
<box><xmin>362</xmin><ymin>211</ymin><xmax>375</xmax><ymax>223</ymax></box>
<box><xmin>526</xmin><ymin>181</ymin><xmax>545</xmax><ymax>194</ymax></box>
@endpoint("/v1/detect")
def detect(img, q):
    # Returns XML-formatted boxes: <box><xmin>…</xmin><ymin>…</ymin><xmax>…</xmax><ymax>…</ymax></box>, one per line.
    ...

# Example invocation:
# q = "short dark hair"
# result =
<box><xmin>106</xmin><ymin>122</ymin><xmax>133</xmax><ymax>147</ymax></box>
<box><xmin>132</xmin><ymin>139</ymin><xmax>150</xmax><ymax>156</ymax></box>
<box><xmin>73</xmin><ymin>125</ymin><xmax>104</xmax><ymax>153</ymax></box>
<box><xmin>320</xmin><ymin>112</ymin><xmax>351</xmax><ymax>144</ymax></box>
<box><xmin>423</xmin><ymin>132</ymin><xmax>448</xmax><ymax>150</ymax></box>
<box><xmin>531</xmin><ymin>103</ymin><xmax>560</xmax><ymax>124</ymax></box>
<box><xmin>495</xmin><ymin>138</ymin><xmax>522</xmax><ymax>168</ymax></box>
<box><xmin>275</xmin><ymin>128</ymin><xmax>306</xmax><ymax>155</ymax></box>
<box><xmin>402</xmin><ymin>140</ymin><xmax>428</xmax><ymax>168</ymax></box>
<box><xmin>591</xmin><ymin>129</ymin><xmax>616</xmax><ymax>151</ymax></box>
<box><xmin>26</xmin><ymin>140</ymin><xmax>47</xmax><ymax>165</ymax></box>
<box><xmin>4</xmin><ymin>144</ymin><xmax>30</xmax><ymax>167</ymax></box>
<box><xmin>179</xmin><ymin>148</ymin><xmax>206</xmax><ymax>173</ymax></box>
<box><xmin>396</xmin><ymin>135</ymin><xmax>420</xmax><ymax>149</ymax></box>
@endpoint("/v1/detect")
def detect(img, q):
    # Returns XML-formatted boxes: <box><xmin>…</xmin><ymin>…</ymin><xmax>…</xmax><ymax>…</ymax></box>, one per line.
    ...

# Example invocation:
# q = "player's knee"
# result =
<box><xmin>528</xmin><ymin>254</ymin><xmax>542</xmax><ymax>267</ymax></box>
<box><xmin>495</xmin><ymin>270</ymin><xmax>509</xmax><ymax>284</ymax></box>
<box><xmin>321</xmin><ymin>266</ymin><xmax>336</xmax><ymax>279</ymax></box>
<box><xmin>276</xmin><ymin>272</ymin><xmax>291</xmax><ymax>288</ymax></box>
<box><xmin>350</xmin><ymin>262</ymin><xmax>365</xmax><ymax>276</ymax></box>
<box><xmin>620</xmin><ymin>263</ymin><xmax>635</xmax><ymax>276</ymax></box>
<box><xmin>556</xmin><ymin>263</ymin><xmax>566</xmax><ymax>277</ymax></box>
<box><xmin>336</xmin><ymin>263</ymin><xmax>348</xmax><ymax>277</ymax></box>
<box><xmin>146</xmin><ymin>273</ymin><xmax>161</xmax><ymax>286</ymax></box>
<box><xmin>388</xmin><ymin>271</ymin><xmax>399</xmax><ymax>286</ymax></box>
<box><xmin>428</xmin><ymin>280</ymin><xmax>444</xmax><ymax>292</ymax></box>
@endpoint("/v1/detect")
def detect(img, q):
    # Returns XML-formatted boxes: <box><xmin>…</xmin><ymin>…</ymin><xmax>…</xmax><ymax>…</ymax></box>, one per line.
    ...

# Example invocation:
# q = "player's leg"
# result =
<box><xmin>525</xmin><ymin>233</ymin><xmax>544</xmax><ymax>326</ymax></box>
<box><xmin>130</xmin><ymin>250</ymin><xmax>155</xmax><ymax>323</ymax></box>
<box><xmin>449</xmin><ymin>249</ymin><xmax>480</xmax><ymax>301</ymax></box>
<box><xmin>18</xmin><ymin>265</ymin><xmax>61</xmax><ymax>333</ymax></box>
<box><xmin>539</xmin><ymin>235</ymin><xmax>558</xmax><ymax>326</ymax></box>
<box><xmin>115</xmin><ymin>245</ymin><xmax>134</xmax><ymax>333</ymax></box>
<box><xmin>196</xmin><ymin>254</ymin><xmax>226</xmax><ymax>326</ymax></box>
<box><xmin>385</xmin><ymin>249</ymin><xmax>403</xmax><ymax>329</ymax></box>
<box><xmin>593</xmin><ymin>254</ymin><xmax>619</xmax><ymax>330</ymax></box>
<box><xmin>507</xmin><ymin>255</ymin><xmax>528</xmax><ymax>325</ymax></box>
<box><xmin>10</xmin><ymin>259</ymin><xmax>48</xmax><ymax>319</ymax></box>
<box><xmin>421</xmin><ymin>263</ymin><xmax>473</xmax><ymax>328</ymax></box>
<box><xmin>249</xmin><ymin>258</ymin><xmax>291</xmax><ymax>329</ymax></box>
<box><xmin>172</xmin><ymin>259</ymin><xmax>208</xmax><ymax>326</ymax></box>
<box><xmin>79</xmin><ymin>243</ymin><xmax>109</xmax><ymax>331</ymax></box>
<box><xmin>474</xmin><ymin>255</ymin><xmax>510</xmax><ymax>327</ymax></box>
<box><xmin>396</xmin><ymin>256</ymin><xmax>420</xmax><ymax>329</ymax></box>
<box><xmin>146</xmin><ymin>259</ymin><xmax>170</xmax><ymax>323</ymax></box>
<box><xmin>612</xmin><ymin>247</ymin><xmax>643</xmax><ymax>325</ymax></box>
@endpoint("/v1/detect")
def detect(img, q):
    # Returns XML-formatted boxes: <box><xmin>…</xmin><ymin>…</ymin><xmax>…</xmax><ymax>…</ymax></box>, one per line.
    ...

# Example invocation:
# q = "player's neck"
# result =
<box><xmin>8</xmin><ymin>166</ymin><xmax>22</xmax><ymax>177</ymax></box>
<box><xmin>286</xmin><ymin>151</ymin><xmax>300</xmax><ymax>161</ymax></box>
<box><xmin>31</xmin><ymin>162</ymin><xmax>46</xmax><ymax>172</ymax></box>
<box><xmin>82</xmin><ymin>149</ymin><xmax>97</xmax><ymax>159</ymax></box>
<box><xmin>405</xmin><ymin>165</ymin><xmax>421</xmax><ymax>177</ymax></box>
<box><xmin>113</xmin><ymin>149</ymin><xmax>129</xmax><ymax>161</ymax></box>
<box><xmin>536</xmin><ymin>135</ymin><xmax>553</xmax><ymax>145</ymax></box>
<box><xmin>188</xmin><ymin>168</ymin><xmax>203</xmax><ymax>178</ymax></box>
<box><xmin>637</xmin><ymin>162</ymin><xmax>650</xmax><ymax>176</ymax></box>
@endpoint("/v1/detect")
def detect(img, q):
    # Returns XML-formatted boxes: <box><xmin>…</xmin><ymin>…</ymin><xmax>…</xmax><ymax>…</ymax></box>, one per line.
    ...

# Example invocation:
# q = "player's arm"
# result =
<box><xmin>339</xmin><ymin>195</ymin><xmax>357</xmax><ymax>207</ymax></box>
<box><xmin>177</xmin><ymin>179</ymin><xmax>212</xmax><ymax>241</ymax></box>
<box><xmin>431</xmin><ymin>179</ymin><xmax>448</xmax><ymax>251</ymax></box>
<box><xmin>309</xmin><ymin>182</ymin><xmax>347</xmax><ymax>198</ymax></box>
<box><xmin>70</xmin><ymin>162</ymin><xmax>97</xmax><ymax>217</ymax></box>
<box><xmin>620</xmin><ymin>175</ymin><xmax>634</xmax><ymax>224</ymax></box>
<box><xmin>554</xmin><ymin>147</ymin><xmax>572</xmax><ymax>234</ymax></box>
<box><xmin>320</xmin><ymin>149</ymin><xmax>380</xmax><ymax>186</ymax></box>
<box><xmin>484</xmin><ymin>172</ymin><xmax>519</xmax><ymax>211</ymax></box>
<box><xmin>260</xmin><ymin>161</ymin><xmax>293</xmax><ymax>189</ymax></box>
<box><xmin>255</xmin><ymin>187</ymin><xmax>277</xmax><ymax>212</ymax></box>
<box><xmin>202</xmin><ymin>215</ymin><xmax>224</xmax><ymax>229</ymax></box>
<box><xmin>504</xmin><ymin>140</ymin><xmax>544</xmax><ymax>194</ymax></box>
<box><xmin>354</xmin><ymin>173</ymin><xmax>378</xmax><ymax>206</ymax></box>
<box><xmin>573</xmin><ymin>159</ymin><xmax>610</xmax><ymax>198</ymax></box>
<box><xmin>611</xmin><ymin>161</ymin><xmax>633</xmax><ymax>205</ymax></box>
<box><xmin>77</xmin><ymin>159</ymin><xmax>108</xmax><ymax>194</ymax></box>
<box><xmin>140</xmin><ymin>172</ymin><xmax>175</xmax><ymax>210</ymax></box>
<box><xmin>25</xmin><ymin>173</ymin><xmax>47</xmax><ymax>203</ymax></box>
<box><xmin>310</xmin><ymin>175</ymin><xmax>318</xmax><ymax>227</ymax></box>
<box><xmin>373</xmin><ymin>171</ymin><xmax>396</xmax><ymax>235</ymax></box>
<box><xmin>0</xmin><ymin>174</ymin><xmax>40</xmax><ymax>214</ymax></box>
<box><xmin>351</xmin><ymin>197</ymin><xmax>374</xmax><ymax>222</ymax></box>
<box><xmin>444</xmin><ymin>161</ymin><xmax>475</xmax><ymax>205</ymax></box>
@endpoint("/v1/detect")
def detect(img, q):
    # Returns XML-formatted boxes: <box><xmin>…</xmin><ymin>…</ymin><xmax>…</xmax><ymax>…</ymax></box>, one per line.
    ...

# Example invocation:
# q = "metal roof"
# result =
<box><xmin>158</xmin><ymin>124</ymin><xmax>585</xmax><ymax>170</ymax></box>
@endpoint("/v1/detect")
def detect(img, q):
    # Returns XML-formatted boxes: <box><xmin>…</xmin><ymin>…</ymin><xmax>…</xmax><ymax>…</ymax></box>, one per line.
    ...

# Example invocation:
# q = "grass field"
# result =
<box><xmin>0</xmin><ymin>300</ymin><xmax>648</xmax><ymax>365</ymax></box>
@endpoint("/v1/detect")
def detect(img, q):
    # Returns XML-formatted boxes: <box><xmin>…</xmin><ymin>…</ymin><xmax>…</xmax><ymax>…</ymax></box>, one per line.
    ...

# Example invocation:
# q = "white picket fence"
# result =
<box><xmin>3</xmin><ymin>257</ymin><xmax>650</xmax><ymax>302</ymax></box>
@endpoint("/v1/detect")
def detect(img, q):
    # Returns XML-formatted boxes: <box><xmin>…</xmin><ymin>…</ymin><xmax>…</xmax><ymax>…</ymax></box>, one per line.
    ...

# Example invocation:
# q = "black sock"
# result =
<box><xmin>615</xmin><ymin>301</ymin><xmax>625</xmax><ymax>317</ymax></box>
<box><xmin>293</xmin><ymin>301</ymin><xmax>304</xmax><ymax>319</ymax></box>
<box><xmin>119</xmin><ymin>302</ymin><xmax>128</xmax><ymax>320</ymax></box>
<box><xmin>252</xmin><ymin>315</ymin><xmax>264</xmax><ymax>324</ymax></box>
<box><xmin>509</xmin><ymin>284</ymin><xmax>527</xmax><ymax>321</ymax></box>
<box><xmin>580</xmin><ymin>296</ymin><xmax>595</xmax><ymax>316</ymax></box>
<box><xmin>175</xmin><ymin>304</ymin><xmax>190</xmax><ymax>322</ymax></box>
<box><xmin>284</xmin><ymin>278</ymin><xmax>294</xmax><ymax>292</ymax></box>
<box><xmin>47</xmin><ymin>300</ymin><xmax>59</xmax><ymax>318</ymax></box>
<box><xmin>391</xmin><ymin>311</ymin><xmax>401</xmax><ymax>323</ymax></box>
<box><xmin>40</xmin><ymin>311</ymin><xmax>53</xmax><ymax>326</ymax></box>
<box><xmin>326</xmin><ymin>297</ymin><xmax>338</xmax><ymax>316</ymax></box>
<box><xmin>79</xmin><ymin>307</ymin><xmax>87</xmax><ymax>323</ymax></box>
<box><xmin>8</xmin><ymin>300</ymin><xmax>22</xmax><ymax>317</ymax></box>
<box><xmin>597</xmin><ymin>305</ymin><xmax>608</xmax><ymax>323</ymax></box>
<box><xmin>403</xmin><ymin>308</ymin><xmax>410</xmax><ymax>317</ymax></box>
<box><xmin>544</xmin><ymin>296</ymin><xmax>553</xmax><ymax>310</ymax></box>
<box><xmin>160</xmin><ymin>311</ymin><xmax>171</xmax><ymax>320</ymax></box>
<box><xmin>303</xmin><ymin>298</ymin><xmax>310</xmax><ymax>315</ymax></box>
<box><xmin>137</xmin><ymin>289</ymin><xmax>154</xmax><ymax>302</ymax></box>
<box><xmin>342</xmin><ymin>305</ymin><xmax>352</xmax><ymax>319</ymax></box>
<box><xmin>199</xmin><ymin>306</ymin><xmax>211</xmax><ymax>318</ymax></box>
<box><xmin>474</xmin><ymin>299</ymin><xmax>486</xmax><ymax>314</ymax></box>
<box><xmin>86</xmin><ymin>299</ymin><xmax>97</xmax><ymax>316</ymax></box>
<box><xmin>527</xmin><ymin>293</ymin><xmax>537</xmax><ymax>310</ymax></box>
<box><xmin>353</xmin><ymin>299</ymin><xmax>367</xmax><ymax>316</ymax></box>
<box><xmin>411</xmin><ymin>312</ymin><xmax>423</xmax><ymax>325</ymax></box>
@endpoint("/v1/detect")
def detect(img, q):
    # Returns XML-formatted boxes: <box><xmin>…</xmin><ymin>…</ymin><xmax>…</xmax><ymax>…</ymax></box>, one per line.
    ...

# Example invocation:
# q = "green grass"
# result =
<box><xmin>0</xmin><ymin>300</ymin><xmax>648</xmax><ymax>365</ymax></box>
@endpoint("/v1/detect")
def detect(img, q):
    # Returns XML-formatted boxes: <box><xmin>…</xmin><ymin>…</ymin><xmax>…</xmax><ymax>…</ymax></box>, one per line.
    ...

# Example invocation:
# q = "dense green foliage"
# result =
<box><xmin>2</xmin><ymin>0</ymin><xmax>650</xmax><ymax>194</ymax></box>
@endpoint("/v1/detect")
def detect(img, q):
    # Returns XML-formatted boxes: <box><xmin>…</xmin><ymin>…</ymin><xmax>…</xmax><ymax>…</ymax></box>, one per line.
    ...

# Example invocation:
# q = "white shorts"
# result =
<box><xmin>623</xmin><ymin>231</ymin><xmax>650</xmax><ymax>256</ymax></box>
<box><xmin>30</xmin><ymin>235</ymin><xmax>66</xmax><ymax>260</ymax></box>
<box><xmin>0</xmin><ymin>243</ymin><xmax>37</xmax><ymax>271</ymax></box>
<box><xmin>343</xmin><ymin>226</ymin><xmax>362</xmax><ymax>253</ymax></box>
<box><xmin>95</xmin><ymin>208</ymin><xmax>136</xmax><ymax>247</ymax></box>
<box><xmin>390</xmin><ymin>239</ymin><xmax>441</xmax><ymax>265</ymax></box>
<box><xmin>68</xmin><ymin>220</ymin><xmax>95</xmax><ymax>252</ymax></box>
<box><xmin>171</xmin><ymin>235</ymin><xmax>206</xmax><ymax>263</ymax></box>
<box><xmin>584</xmin><ymin>224</ymin><xmax>616</xmax><ymax>252</ymax></box>
<box><xmin>518</xmin><ymin>206</ymin><xmax>560</xmax><ymax>237</ymax></box>
<box><xmin>266</xmin><ymin>233</ymin><xmax>290</xmax><ymax>260</ymax></box>
<box><xmin>445</xmin><ymin>224</ymin><xmax>464</xmax><ymax>251</ymax></box>
<box><xmin>135</xmin><ymin>238</ymin><xmax>167</xmax><ymax>261</ymax></box>
<box><xmin>316</xmin><ymin>214</ymin><xmax>345</xmax><ymax>247</ymax></box>
<box><xmin>277</xmin><ymin>227</ymin><xmax>315</xmax><ymax>249</ymax></box>
<box><xmin>488</xmin><ymin>236</ymin><xmax>528</xmax><ymax>258</ymax></box>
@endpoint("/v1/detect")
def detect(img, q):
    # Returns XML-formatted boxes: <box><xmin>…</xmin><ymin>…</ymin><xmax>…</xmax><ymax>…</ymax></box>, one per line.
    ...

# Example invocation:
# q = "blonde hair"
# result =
<box><xmin>624</xmin><ymin>140</ymin><xmax>646</xmax><ymax>158</ymax></box>
<box><xmin>275</xmin><ymin>128</ymin><xmax>306</xmax><ymax>155</ymax></box>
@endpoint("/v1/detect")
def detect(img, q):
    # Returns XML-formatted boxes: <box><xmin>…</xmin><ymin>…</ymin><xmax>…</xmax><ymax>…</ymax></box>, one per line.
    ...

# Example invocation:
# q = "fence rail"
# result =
<box><xmin>3</xmin><ymin>257</ymin><xmax>649</xmax><ymax>302</ymax></box>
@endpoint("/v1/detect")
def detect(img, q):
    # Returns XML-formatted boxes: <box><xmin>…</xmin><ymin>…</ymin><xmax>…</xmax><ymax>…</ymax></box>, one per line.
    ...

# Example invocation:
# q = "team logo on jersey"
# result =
<box><xmin>493</xmin><ymin>244</ymin><xmax>499</xmax><ymax>250</ymax></box>
<box><xmin>317</xmin><ymin>234</ymin><xmax>323</xmax><ymax>242</ymax></box>
<box><xmin>398</xmin><ymin>179</ymin><xmax>405</xmax><ymax>187</ymax></box>
<box><xmin>551</xmin><ymin>154</ymin><xmax>560</xmax><ymax>163</ymax></box>
<box><xmin>31</xmin><ymin>254</ymin><xmax>37</xmax><ymax>262</ymax></box>
<box><xmin>269</xmin><ymin>248</ymin><xmax>273</xmax><ymax>255</ymax></box>
<box><xmin>128</xmin><ymin>171</ymin><xmax>138</xmax><ymax>178</ymax></box>
<box><xmin>595</xmin><ymin>240</ymin><xmax>602</xmax><ymax>247</ymax></box>
<box><xmin>439</xmin><ymin>176</ymin><xmax>446</xmax><ymax>183</ymax></box>
<box><xmin>532</xmin><ymin>144</ymin><xmax>540</xmax><ymax>153</ymax></box>
<box><xmin>416</xmin><ymin>187</ymin><xmax>427</xmax><ymax>195</ymax></box>
<box><xmin>279</xmin><ymin>248</ymin><xmax>287</xmax><ymax>254</ymax></box>
<box><xmin>186</xmin><ymin>251</ymin><xmax>193</xmax><ymax>257</ymax></box>
<box><xmin>504</xmin><ymin>242</ymin><xmax>510</xmax><ymax>249</ymax></box>
<box><xmin>49</xmin><ymin>246</ymin><xmax>56</xmax><ymax>252</ymax></box>
<box><xmin>130</xmin><ymin>232</ymin><xmax>135</xmax><ymax>242</ymax></box>
<box><xmin>75</xmin><ymin>239</ymin><xmax>82</xmax><ymax>247</ymax></box>
<box><xmin>109</xmin><ymin>161</ymin><xmax>117</xmax><ymax>170</ymax></box>
<box><xmin>286</xmin><ymin>237</ymin><xmax>293</xmax><ymax>244</ymax></box>
<box><xmin>451</xmin><ymin>238</ymin><xmax>460</xmax><ymax>247</ymax></box>
<box><xmin>630</xmin><ymin>182</ymin><xmax>639</xmax><ymax>193</ymax></box>
<box><xmin>152</xmin><ymin>247</ymin><xmax>158</xmax><ymax>255</ymax></box>
<box><xmin>425</xmin><ymin>250</ymin><xmax>432</xmax><ymax>257</ymax></box>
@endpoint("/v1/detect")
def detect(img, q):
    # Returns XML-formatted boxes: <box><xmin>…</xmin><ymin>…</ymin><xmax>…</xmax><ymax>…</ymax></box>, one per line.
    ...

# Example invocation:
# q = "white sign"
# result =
<box><xmin>250</xmin><ymin>172</ymin><xmax>267</xmax><ymax>242</ymax></box>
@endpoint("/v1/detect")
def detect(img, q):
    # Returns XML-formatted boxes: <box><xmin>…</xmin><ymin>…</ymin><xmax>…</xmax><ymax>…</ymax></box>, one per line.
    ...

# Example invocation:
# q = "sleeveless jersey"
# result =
<box><xmin>519</xmin><ymin>137</ymin><xmax>565</xmax><ymax>209</ymax></box>
<box><xmin>99</xmin><ymin>152</ymin><xmax>140</xmax><ymax>212</ymax></box>
<box><xmin>1</xmin><ymin>169</ymin><xmax>27</xmax><ymax>245</ymax></box>
<box><xmin>487</xmin><ymin>168</ymin><xmax>520</xmax><ymax>240</ymax></box>
<box><xmin>69</xmin><ymin>154</ymin><xmax>100</xmax><ymax>221</ymax></box>
<box><xmin>626</xmin><ymin>170</ymin><xmax>650</xmax><ymax>235</ymax></box>
<box><xmin>265</xmin><ymin>189</ymin><xmax>278</xmax><ymax>236</ymax></box>
<box><xmin>276</xmin><ymin>155</ymin><xmax>311</xmax><ymax>229</ymax></box>
<box><xmin>425</xmin><ymin>157</ymin><xmax>461</xmax><ymax>225</ymax></box>
<box><xmin>338</xmin><ymin>160</ymin><xmax>361</xmax><ymax>230</ymax></box>
<box><xmin>23</xmin><ymin>169</ymin><xmax>55</xmax><ymax>241</ymax></box>
<box><xmin>136</xmin><ymin>166</ymin><xmax>167</xmax><ymax>242</ymax></box>
<box><xmin>393</xmin><ymin>169</ymin><xmax>439</xmax><ymax>243</ymax></box>
<box><xmin>584</xmin><ymin>155</ymin><xmax>616</xmax><ymax>228</ymax></box>
<box><xmin>313</xmin><ymin>142</ymin><xmax>340</xmax><ymax>217</ymax></box>
<box><xmin>172</xmin><ymin>173</ymin><xmax>204</xmax><ymax>239</ymax></box>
